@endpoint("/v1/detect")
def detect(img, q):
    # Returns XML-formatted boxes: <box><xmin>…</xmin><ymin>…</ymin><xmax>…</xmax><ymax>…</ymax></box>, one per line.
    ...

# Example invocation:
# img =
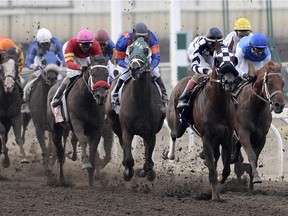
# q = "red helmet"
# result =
<box><xmin>94</xmin><ymin>29</ymin><xmax>110</xmax><ymax>43</ymax></box>
<box><xmin>77</xmin><ymin>29</ymin><xmax>94</xmax><ymax>43</ymax></box>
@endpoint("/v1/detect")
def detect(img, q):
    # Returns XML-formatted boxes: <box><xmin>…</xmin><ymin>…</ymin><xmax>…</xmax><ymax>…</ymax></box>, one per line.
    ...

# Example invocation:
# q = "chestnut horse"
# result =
<box><xmin>106</xmin><ymin>37</ymin><xmax>165</xmax><ymax>181</ymax></box>
<box><xmin>0</xmin><ymin>47</ymin><xmax>28</xmax><ymax>167</ymax></box>
<box><xmin>47</xmin><ymin>55</ymin><xmax>111</xmax><ymax>186</ymax></box>
<box><xmin>165</xmin><ymin>44</ymin><xmax>239</xmax><ymax>200</ymax></box>
<box><xmin>231</xmin><ymin>60</ymin><xmax>285</xmax><ymax>189</ymax></box>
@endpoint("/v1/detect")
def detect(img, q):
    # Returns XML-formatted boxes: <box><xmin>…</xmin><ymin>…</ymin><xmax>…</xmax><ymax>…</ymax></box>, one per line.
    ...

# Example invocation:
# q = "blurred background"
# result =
<box><xmin>1</xmin><ymin>0</ymin><xmax>287</xmax><ymax>91</ymax></box>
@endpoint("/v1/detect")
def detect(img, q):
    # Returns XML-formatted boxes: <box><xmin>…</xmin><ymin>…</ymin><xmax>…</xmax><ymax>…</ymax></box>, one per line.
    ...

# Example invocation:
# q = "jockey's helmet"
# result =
<box><xmin>94</xmin><ymin>29</ymin><xmax>110</xmax><ymax>43</ymax></box>
<box><xmin>205</xmin><ymin>27</ymin><xmax>224</xmax><ymax>42</ymax></box>
<box><xmin>36</xmin><ymin>28</ymin><xmax>52</xmax><ymax>43</ymax></box>
<box><xmin>234</xmin><ymin>18</ymin><xmax>252</xmax><ymax>31</ymax></box>
<box><xmin>133</xmin><ymin>23</ymin><xmax>148</xmax><ymax>38</ymax></box>
<box><xmin>77</xmin><ymin>29</ymin><xmax>94</xmax><ymax>43</ymax></box>
<box><xmin>249</xmin><ymin>33</ymin><xmax>268</xmax><ymax>57</ymax></box>
<box><xmin>0</xmin><ymin>38</ymin><xmax>15</xmax><ymax>51</ymax></box>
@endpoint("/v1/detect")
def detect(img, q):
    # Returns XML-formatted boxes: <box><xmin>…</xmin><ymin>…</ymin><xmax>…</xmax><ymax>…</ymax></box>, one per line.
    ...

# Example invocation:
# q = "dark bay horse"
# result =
<box><xmin>106</xmin><ymin>37</ymin><xmax>165</xmax><ymax>181</ymax></box>
<box><xmin>47</xmin><ymin>55</ymin><xmax>111</xmax><ymax>186</ymax></box>
<box><xmin>0</xmin><ymin>47</ymin><xmax>28</xmax><ymax>167</ymax></box>
<box><xmin>23</xmin><ymin>51</ymin><xmax>62</xmax><ymax>168</ymax></box>
<box><xmin>231</xmin><ymin>60</ymin><xmax>285</xmax><ymax>189</ymax></box>
<box><xmin>165</xmin><ymin>45</ymin><xmax>239</xmax><ymax>200</ymax></box>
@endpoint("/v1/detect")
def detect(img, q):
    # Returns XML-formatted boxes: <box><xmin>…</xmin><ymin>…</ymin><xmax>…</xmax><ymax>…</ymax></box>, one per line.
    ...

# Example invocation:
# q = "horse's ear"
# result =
<box><xmin>247</xmin><ymin>60</ymin><xmax>256</xmax><ymax>76</ymax></box>
<box><xmin>143</xmin><ymin>47</ymin><xmax>150</xmax><ymax>57</ymax></box>
<box><xmin>127</xmin><ymin>46</ymin><xmax>134</xmax><ymax>56</ymax></box>
<box><xmin>57</xmin><ymin>60</ymin><xmax>61</xmax><ymax>66</ymax></box>
<box><xmin>231</xmin><ymin>56</ymin><xmax>238</xmax><ymax>66</ymax></box>
<box><xmin>0</xmin><ymin>50</ymin><xmax>4</xmax><ymax>63</ymax></box>
<box><xmin>214</xmin><ymin>56</ymin><xmax>221</xmax><ymax>68</ymax></box>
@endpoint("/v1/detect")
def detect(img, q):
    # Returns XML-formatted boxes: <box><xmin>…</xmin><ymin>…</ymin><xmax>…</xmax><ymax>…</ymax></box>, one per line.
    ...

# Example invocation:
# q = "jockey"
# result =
<box><xmin>0</xmin><ymin>36</ymin><xmax>24</xmax><ymax>73</ymax></box>
<box><xmin>51</xmin><ymin>28</ymin><xmax>102</xmax><ymax>108</ymax></box>
<box><xmin>224</xmin><ymin>17</ymin><xmax>253</xmax><ymax>53</ymax></box>
<box><xmin>25</xmin><ymin>28</ymin><xmax>65</xmax><ymax>79</ymax></box>
<box><xmin>94</xmin><ymin>29</ymin><xmax>115</xmax><ymax>61</ymax></box>
<box><xmin>94</xmin><ymin>29</ymin><xmax>116</xmax><ymax>83</ymax></box>
<box><xmin>233</xmin><ymin>32</ymin><xmax>271</xmax><ymax>90</ymax></box>
<box><xmin>177</xmin><ymin>27</ymin><xmax>224</xmax><ymax>110</ymax></box>
<box><xmin>112</xmin><ymin>22</ymin><xmax>168</xmax><ymax>107</ymax></box>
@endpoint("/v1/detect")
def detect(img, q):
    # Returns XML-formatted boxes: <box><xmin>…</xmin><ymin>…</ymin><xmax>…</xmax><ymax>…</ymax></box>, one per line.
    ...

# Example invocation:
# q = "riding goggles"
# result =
<box><xmin>251</xmin><ymin>47</ymin><xmax>266</xmax><ymax>56</ymax></box>
<box><xmin>79</xmin><ymin>42</ymin><xmax>93</xmax><ymax>49</ymax></box>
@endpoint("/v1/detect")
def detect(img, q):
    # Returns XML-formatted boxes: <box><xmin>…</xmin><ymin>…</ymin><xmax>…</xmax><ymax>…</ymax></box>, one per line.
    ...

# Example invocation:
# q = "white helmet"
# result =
<box><xmin>36</xmin><ymin>28</ymin><xmax>52</xmax><ymax>43</ymax></box>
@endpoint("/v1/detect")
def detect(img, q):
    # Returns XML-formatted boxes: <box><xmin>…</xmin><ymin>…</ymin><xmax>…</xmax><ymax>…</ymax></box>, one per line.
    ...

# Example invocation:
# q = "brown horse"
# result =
<box><xmin>0</xmin><ymin>47</ymin><xmax>28</xmax><ymax>167</ymax></box>
<box><xmin>106</xmin><ymin>37</ymin><xmax>165</xmax><ymax>181</ymax></box>
<box><xmin>47</xmin><ymin>55</ymin><xmax>111</xmax><ymax>186</ymax></box>
<box><xmin>165</xmin><ymin>45</ymin><xmax>239</xmax><ymax>200</ymax></box>
<box><xmin>231</xmin><ymin>60</ymin><xmax>285</xmax><ymax>189</ymax></box>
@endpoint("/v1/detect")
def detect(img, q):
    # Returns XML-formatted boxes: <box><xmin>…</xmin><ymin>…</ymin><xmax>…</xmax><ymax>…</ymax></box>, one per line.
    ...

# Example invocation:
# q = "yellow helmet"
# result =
<box><xmin>234</xmin><ymin>18</ymin><xmax>252</xmax><ymax>31</ymax></box>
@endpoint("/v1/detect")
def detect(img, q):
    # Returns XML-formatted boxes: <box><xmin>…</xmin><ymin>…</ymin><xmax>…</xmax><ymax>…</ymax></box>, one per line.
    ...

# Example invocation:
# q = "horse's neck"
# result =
<box><xmin>131</xmin><ymin>73</ymin><xmax>152</xmax><ymax>103</ymax></box>
<box><xmin>207</xmin><ymin>80</ymin><xmax>231</xmax><ymax>107</ymax></box>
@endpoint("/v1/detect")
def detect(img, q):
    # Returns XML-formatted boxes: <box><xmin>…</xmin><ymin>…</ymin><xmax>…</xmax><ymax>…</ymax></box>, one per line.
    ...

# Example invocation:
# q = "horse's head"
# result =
<box><xmin>127</xmin><ymin>37</ymin><xmax>151</xmax><ymax>80</ymax></box>
<box><xmin>86</xmin><ymin>55</ymin><xmax>110</xmax><ymax>105</ymax></box>
<box><xmin>213</xmin><ymin>45</ymin><xmax>239</xmax><ymax>92</ymax></box>
<box><xmin>41</xmin><ymin>52</ymin><xmax>62</xmax><ymax>86</ymax></box>
<box><xmin>0</xmin><ymin>47</ymin><xmax>19</xmax><ymax>93</ymax></box>
<box><xmin>250</xmin><ymin>60</ymin><xmax>285</xmax><ymax>113</ymax></box>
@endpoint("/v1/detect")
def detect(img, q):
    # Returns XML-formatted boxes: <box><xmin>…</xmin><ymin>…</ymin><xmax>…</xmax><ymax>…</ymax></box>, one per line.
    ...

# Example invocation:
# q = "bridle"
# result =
<box><xmin>252</xmin><ymin>71</ymin><xmax>284</xmax><ymax>106</ymax></box>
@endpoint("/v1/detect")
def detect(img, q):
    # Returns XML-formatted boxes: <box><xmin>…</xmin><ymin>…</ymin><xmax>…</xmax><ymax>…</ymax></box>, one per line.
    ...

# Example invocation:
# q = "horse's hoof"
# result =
<box><xmin>146</xmin><ymin>170</ymin><xmax>156</xmax><ymax>181</ymax></box>
<box><xmin>123</xmin><ymin>168</ymin><xmax>134</xmax><ymax>181</ymax></box>
<box><xmin>253</xmin><ymin>176</ymin><xmax>262</xmax><ymax>184</ymax></box>
<box><xmin>20</xmin><ymin>158</ymin><xmax>29</xmax><ymax>164</ymax></box>
<box><xmin>138</xmin><ymin>169</ymin><xmax>147</xmax><ymax>178</ymax></box>
<box><xmin>82</xmin><ymin>163</ymin><xmax>92</xmax><ymax>170</ymax></box>
<box><xmin>2</xmin><ymin>157</ymin><xmax>10</xmax><ymax>168</ymax></box>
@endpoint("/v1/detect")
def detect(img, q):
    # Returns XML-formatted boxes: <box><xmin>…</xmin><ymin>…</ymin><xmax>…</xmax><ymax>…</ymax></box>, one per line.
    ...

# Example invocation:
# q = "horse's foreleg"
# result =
<box><xmin>0</xmin><ymin>133</ymin><xmax>10</xmax><ymax>168</ymax></box>
<box><xmin>219</xmin><ymin>139</ymin><xmax>232</xmax><ymax>184</ymax></box>
<box><xmin>122</xmin><ymin>130</ymin><xmax>134</xmax><ymax>181</ymax></box>
<box><xmin>239</xmin><ymin>135</ymin><xmax>261</xmax><ymax>184</ymax></box>
<box><xmin>87</xmin><ymin>134</ymin><xmax>102</xmax><ymax>187</ymax></box>
<box><xmin>35</xmin><ymin>126</ymin><xmax>49</xmax><ymax>167</ymax></box>
<box><xmin>12</xmin><ymin>115</ymin><xmax>28</xmax><ymax>163</ymax></box>
<box><xmin>100</xmin><ymin>120</ymin><xmax>114</xmax><ymax>169</ymax></box>
<box><xmin>67</xmin><ymin>132</ymin><xmax>78</xmax><ymax>161</ymax></box>
<box><xmin>202</xmin><ymin>138</ymin><xmax>219</xmax><ymax>201</ymax></box>
<box><xmin>21</xmin><ymin>112</ymin><xmax>31</xmax><ymax>143</ymax></box>
<box><xmin>139</xmin><ymin>135</ymin><xmax>156</xmax><ymax>181</ymax></box>
<box><xmin>51</xmin><ymin>125</ymin><xmax>65</xmax><ymax>184</ymax></box>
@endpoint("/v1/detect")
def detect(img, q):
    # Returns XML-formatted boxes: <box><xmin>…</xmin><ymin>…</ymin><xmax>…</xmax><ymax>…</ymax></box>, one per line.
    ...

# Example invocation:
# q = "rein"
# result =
<box><xmin>251</xmin><ymin>72</ymin><xmax>283</xmax><ymax>104</ymax></box>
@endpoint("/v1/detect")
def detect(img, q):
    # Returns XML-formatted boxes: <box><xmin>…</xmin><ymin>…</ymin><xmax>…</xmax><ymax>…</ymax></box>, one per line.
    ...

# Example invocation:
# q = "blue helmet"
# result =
<box><xmin>249</xmin><ymin>33</ymin><xmax>268</xmax><ymax>48</ymax></box>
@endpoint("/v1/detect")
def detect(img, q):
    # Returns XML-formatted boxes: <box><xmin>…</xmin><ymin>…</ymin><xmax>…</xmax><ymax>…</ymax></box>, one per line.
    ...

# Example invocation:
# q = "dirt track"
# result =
<box><xmin>0</xmin><ymin>119</ymin><xmax>288</xmax><ymax>216</ymax></box>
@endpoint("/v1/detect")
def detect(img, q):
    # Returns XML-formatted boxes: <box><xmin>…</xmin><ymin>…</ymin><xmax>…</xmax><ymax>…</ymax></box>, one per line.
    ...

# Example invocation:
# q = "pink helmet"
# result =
<box><xmin>77</xmin><ymin>29</ymin><xmax>94</xmax><ymax>43</ymax></box>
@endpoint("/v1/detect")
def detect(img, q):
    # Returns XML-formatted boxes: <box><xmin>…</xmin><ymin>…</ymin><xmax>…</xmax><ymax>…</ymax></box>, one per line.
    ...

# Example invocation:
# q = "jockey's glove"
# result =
<box><xmin>243</xmin><ymin>73</ymin><xmax>255</xmax><ymax>82</ymax></box>
<box><xmin>80</xmin><ymin>66</ymin><xmax>89</xmax><ymax>73</ymax></box>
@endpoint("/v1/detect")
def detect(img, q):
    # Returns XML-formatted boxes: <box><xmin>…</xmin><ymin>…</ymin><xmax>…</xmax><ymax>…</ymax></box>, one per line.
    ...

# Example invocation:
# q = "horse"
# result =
<box><xmin>164</xmin><ymin>44</ymin><xmax>239</xmax><ymax>200</ymax></box>
<box><xmin>106</xmin><ymin>37</ymin><xmax>165</xmax><ymax>181</ymax></box>
<box><xmin>47</xmin><ymin>55</ymin><xmax>111</xmax><ymax>186</ymax></box>
<box><xmin>231</xmin><ymin>60</ymin><xmax>285</xmax><ymax>189</ymax></box>
<box><xmin>0</xmin><ymin>47</ymin><xmax>28</xmax><ymax>167</ymax></box>
<box><xmin>22</xmin><ymin>51</ymin><xmax>62</xmax><ymax>168</ymax></box>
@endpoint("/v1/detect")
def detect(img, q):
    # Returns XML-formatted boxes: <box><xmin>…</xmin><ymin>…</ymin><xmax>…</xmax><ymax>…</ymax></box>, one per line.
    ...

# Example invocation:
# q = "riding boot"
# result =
<box><xmin>176</xmin><ymin>80</ymin><xmax>197</xmax><ymax>110</ymax></box>
<box><xmin>112</xmin><ymin>78</ymin><xmax>124</xmax><ymax>105</ymax></box>
<box><xmin>51</xmin><ymin>78</ymin><xmax>70</xmax><ymax>108</ymax></box>
<box><xmin>155</xmin><ymin>77</ymin><xmax>169</xmax><ymax>105</ymax></box>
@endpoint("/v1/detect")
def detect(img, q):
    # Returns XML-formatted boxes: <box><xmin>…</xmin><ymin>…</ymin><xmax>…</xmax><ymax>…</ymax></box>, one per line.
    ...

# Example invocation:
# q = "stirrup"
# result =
<box><xmin>51</xmin><ymin>98</ymin><xmax>62</xmax><ymax>108</ymax></box>
<box><xmin>176</xmin><ymin>101</ymin><xmax>189</xmax><ymax>110</ymax></box>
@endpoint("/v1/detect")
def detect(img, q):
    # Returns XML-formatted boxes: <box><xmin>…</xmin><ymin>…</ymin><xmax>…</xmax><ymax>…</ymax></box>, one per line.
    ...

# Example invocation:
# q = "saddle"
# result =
<box><xmin>180</xmin><ymin>77</ymin><xmax>210</xmax><ymax>128</ymax></box>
